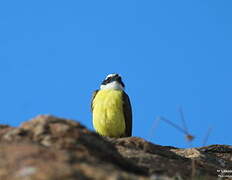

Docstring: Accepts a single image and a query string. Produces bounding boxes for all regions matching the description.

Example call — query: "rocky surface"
[0,115,230,180]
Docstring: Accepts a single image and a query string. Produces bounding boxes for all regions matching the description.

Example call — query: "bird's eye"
[106,78,111,83]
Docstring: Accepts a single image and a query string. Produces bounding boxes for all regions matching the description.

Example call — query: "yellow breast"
[92,90,125,137]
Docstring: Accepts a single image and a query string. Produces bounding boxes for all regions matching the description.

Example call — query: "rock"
[0,115,230,180]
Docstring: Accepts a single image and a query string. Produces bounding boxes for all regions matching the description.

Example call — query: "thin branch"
[159,116,188,135]
[202,127,212,146]
[149,117,161,137]
[178,106,189,133]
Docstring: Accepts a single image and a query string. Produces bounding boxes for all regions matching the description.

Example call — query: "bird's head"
[100,73,125,90]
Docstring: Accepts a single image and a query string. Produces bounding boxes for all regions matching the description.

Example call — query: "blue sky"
[0,1,231,148]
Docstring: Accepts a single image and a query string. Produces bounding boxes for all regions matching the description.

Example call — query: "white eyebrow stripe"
[105,73,119,79]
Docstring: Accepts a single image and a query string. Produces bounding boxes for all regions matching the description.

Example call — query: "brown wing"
[91,90,99,111]
[123,91,132,137]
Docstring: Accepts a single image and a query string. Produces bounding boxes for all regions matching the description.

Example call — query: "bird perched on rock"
[91,74,132,137]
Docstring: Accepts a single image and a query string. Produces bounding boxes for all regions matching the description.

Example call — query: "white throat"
[100,81,124,90]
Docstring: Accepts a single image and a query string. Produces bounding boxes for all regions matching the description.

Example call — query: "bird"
[91,73,132,137]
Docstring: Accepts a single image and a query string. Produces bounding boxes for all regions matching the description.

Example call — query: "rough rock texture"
[0,115,231,180]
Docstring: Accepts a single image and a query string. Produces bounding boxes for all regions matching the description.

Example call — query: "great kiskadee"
[91,74,132,137]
